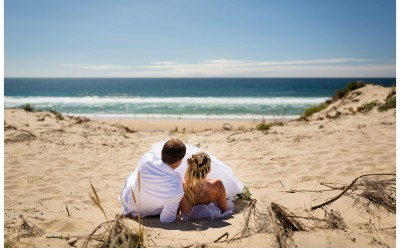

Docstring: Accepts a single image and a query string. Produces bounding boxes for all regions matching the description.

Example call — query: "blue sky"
[4,0,396,77]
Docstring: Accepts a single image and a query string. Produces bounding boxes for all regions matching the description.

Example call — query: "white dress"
[150,141,245,220]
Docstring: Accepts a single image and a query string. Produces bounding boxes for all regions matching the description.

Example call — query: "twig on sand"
[183,243,206,248]
[240,199,257,238]
[183,243,195,248]
[283,188,337,193]
[311,173,396,210]
[66,204,70,217]
[214,232,229,243]
[227,130,252,142]
[46,235,69,240]
[319,182,347,190]
[225,199,257,243]
[268,202,305,248]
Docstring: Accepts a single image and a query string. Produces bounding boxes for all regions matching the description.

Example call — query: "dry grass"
[228,198,350,247]
[84,177,144,248]
[353,177,396,214]
[112,123,137,133]
[83,215,144,248]
[230,201,307,247]
[4,215,45,247]
[4,130,36,143]
[18,215,45,238]
[311,173,395,211]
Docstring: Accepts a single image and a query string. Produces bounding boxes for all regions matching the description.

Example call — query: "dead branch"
[268,202,304,247]
[311,173,395,210]
[283,188,337,193]
[240,199,257,238]
[319,182,347,190]
[214,232,229,243]
[66,204,70,217]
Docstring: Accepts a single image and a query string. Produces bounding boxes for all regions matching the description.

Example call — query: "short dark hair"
[161,139,186,165]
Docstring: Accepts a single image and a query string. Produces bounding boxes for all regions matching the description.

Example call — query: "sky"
[4,0,397,77]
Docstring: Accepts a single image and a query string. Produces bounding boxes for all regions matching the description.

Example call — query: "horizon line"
[4,76,396,79]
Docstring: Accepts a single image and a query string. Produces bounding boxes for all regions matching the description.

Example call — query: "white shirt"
[119,152,184,223]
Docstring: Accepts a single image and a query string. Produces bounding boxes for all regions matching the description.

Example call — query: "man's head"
[161,139,186,168]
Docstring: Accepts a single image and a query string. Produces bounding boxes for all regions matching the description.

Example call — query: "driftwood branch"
[311,173,395,210]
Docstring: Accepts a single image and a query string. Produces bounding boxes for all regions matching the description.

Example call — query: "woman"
[179,152,229,220]
[150,140,244,220]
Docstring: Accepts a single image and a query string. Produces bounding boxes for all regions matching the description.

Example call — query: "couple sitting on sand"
[119,139,245,223]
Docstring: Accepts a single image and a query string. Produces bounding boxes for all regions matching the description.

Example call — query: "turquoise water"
[4,78,395,120]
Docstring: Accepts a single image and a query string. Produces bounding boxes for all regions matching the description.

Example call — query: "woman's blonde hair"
[184,152,211,205]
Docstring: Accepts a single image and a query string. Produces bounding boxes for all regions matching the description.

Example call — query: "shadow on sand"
[127,198,252,231]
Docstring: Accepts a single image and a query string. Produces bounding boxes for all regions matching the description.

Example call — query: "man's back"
[120,152,184,223]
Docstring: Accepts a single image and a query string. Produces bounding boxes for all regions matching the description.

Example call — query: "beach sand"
[4,84,396,248]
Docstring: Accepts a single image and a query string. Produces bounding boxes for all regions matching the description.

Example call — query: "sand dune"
[4,84,396,247]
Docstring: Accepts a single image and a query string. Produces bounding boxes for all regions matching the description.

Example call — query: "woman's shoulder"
[207,178,224,186]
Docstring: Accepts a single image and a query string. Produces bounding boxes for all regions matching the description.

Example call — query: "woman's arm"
[179,194,192,214]
[211,179,228,213]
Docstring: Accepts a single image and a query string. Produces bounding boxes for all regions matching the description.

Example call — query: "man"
[119,139,186,223]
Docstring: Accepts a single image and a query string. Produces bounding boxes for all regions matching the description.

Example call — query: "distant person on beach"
[119,139,186,223]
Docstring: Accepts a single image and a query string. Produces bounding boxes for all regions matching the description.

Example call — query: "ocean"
[4,78,396,120]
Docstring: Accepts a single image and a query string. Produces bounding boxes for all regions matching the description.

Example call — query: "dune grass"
[379,87,396,112]
[21,104,34,112]
[333,80,367,101]
[300,80,392,119]
[85,178,144,248]
[302,102,328,118]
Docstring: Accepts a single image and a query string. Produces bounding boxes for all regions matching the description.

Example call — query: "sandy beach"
[93,117,259,133]
[4,84,396,248]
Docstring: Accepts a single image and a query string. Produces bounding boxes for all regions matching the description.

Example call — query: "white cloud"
[257,58,373,66]
[60,58,395,77]
[152,61,179,65]
[61,64,129,70]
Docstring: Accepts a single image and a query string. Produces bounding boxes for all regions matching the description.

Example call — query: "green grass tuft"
[378,88,396,112]
[303,102,328,117]
[256,119,284,132]
[49,110,64,120]
[358,101,379,113]
[378,96,396,112]
[21,104,34,112]
[256,121,272,131]
[333,80,367,101]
